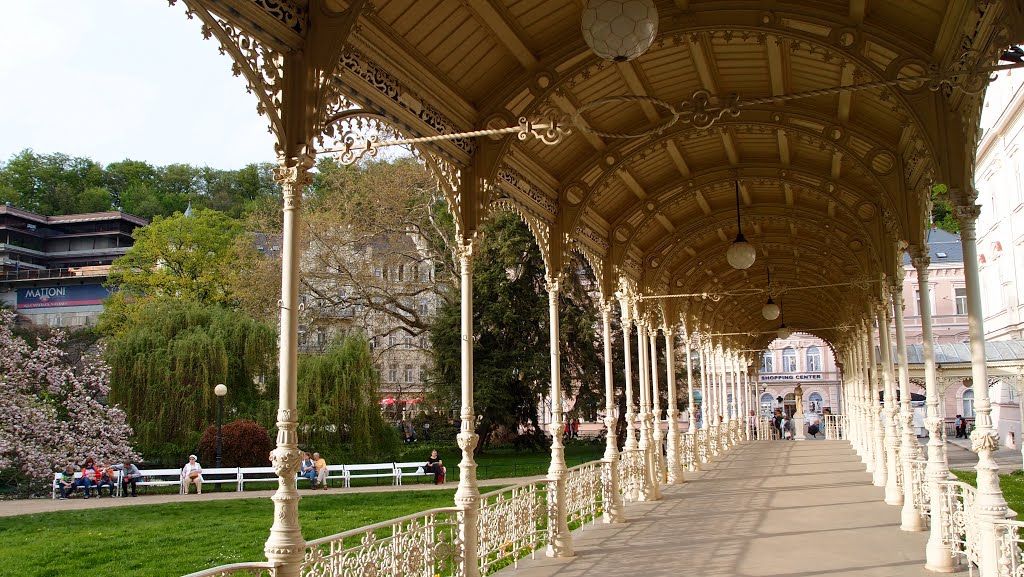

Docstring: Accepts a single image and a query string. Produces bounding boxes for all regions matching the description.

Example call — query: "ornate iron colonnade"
[165,1,1024,576]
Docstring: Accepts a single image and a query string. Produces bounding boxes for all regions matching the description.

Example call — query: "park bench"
[237,466,276,491]
[51,470,122,499]
[343,463,399,487]
[393,461,442,485]
[195,467,243,491]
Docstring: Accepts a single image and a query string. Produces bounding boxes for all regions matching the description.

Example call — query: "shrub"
[198,419,274,467]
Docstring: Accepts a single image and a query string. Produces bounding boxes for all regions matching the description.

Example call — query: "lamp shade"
[214,383,227,397]
[777,325,792,340]
[581,0,658,62]
[762,299,780,321]
[726,234,757,269]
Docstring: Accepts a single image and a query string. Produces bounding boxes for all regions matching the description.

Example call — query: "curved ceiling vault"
[308,0,1018,350]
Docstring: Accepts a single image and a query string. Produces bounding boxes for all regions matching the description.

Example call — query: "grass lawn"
[3,444,606,577]
[951,469,1024,514]
[1,489,466,577]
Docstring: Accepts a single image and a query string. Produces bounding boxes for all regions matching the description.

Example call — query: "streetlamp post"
[215,384,227,475]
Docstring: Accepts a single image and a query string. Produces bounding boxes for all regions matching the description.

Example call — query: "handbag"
[188,470,200,479]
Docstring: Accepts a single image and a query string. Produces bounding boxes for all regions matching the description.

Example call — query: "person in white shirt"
[181,455,203,495]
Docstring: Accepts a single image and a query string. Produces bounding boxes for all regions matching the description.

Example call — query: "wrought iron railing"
[564,460,603,530]
[181,563,278,577]
[996,519,1024,576]
[910,459,930,520]
[936,480,980,571]
[681,431,695,470]
[823,414,846,440]
[756,417,772,440]
[301,507,461,577]
[477,480,547,574]
[618,447,645,502]
[696,429,709,462]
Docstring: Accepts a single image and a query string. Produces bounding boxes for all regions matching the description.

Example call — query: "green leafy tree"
[105,208,255,310]
[105,299,277,462]
[430,213,602,449]
[931,185,959,233]
[297,334,400,461]
[0,150,105,214]
[75,186,113,213]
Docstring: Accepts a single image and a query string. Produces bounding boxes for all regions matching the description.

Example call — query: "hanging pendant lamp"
[776,298,791,339]
[725,180,756,269]
[581,0,659,63]
[762,267,780,320]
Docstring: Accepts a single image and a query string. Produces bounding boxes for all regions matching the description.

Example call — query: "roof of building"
[902,340,1024,364]
[0,205,149,226]
[902,227,963,266]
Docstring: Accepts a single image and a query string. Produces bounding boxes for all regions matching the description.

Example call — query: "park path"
[0,474,542,518]
[510,440,966,577]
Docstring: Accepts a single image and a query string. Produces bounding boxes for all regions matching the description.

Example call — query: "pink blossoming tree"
[0,310,138,490]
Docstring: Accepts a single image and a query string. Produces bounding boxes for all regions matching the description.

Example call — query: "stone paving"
[513,440,966,577]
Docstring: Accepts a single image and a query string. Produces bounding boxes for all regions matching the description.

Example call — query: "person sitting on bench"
[425,450,445,484]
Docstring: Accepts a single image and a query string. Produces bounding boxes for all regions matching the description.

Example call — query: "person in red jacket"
[74,457,101,499]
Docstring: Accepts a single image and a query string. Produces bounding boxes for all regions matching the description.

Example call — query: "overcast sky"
[0,1,277,169]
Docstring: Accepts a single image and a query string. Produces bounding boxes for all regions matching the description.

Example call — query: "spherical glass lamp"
[726,233,757,270]
[581,0,658,62]
[777,325,792,340]
[762,298,780,321]
[215,383,227,397]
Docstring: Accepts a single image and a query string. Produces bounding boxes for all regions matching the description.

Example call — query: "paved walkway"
[0,475,540,518]
[514,440,965,577]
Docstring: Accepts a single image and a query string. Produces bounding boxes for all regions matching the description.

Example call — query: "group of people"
[954,414,970,438]
[763,409,823,440]
[298,452,331,489]
[57,457,144,499]
[563,418,581,439]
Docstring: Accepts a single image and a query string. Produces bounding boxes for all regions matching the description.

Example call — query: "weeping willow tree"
[297,334,399,462]
[105,299,277,461]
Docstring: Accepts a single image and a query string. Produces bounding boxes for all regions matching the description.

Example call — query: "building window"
[782,347,797,372]
[405,364,414,383]
[369,337,377,350]
[806,346,821,372]
[404,336,413,348]
[760,392,775,416]
[955,287,967,315]
[761,352,773,373]
[962,389,975,418]
[809,392,824,413]
[388,335,398,347]
[388,364,398,383]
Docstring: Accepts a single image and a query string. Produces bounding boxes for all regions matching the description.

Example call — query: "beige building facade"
[757,333,841,419]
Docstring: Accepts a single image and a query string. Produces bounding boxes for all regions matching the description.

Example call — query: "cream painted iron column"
[913,250,955,573]
[264,159,313,577]
[618,295,638,454]
[454,240,481,576]
[867,315,886,486]
[860,327,877,474]
[664,326,683,484]
[636,316,654,501]
[956,204,1008,577]
[895,277,925,531]
[684,330,700,471]
[878,300,903,505]
[648,325,665,497]
[545,274,574,558]
[600,301,625,522]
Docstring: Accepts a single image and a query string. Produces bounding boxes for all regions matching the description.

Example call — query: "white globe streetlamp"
[581,0,659,63]
[725,181,756,270]
[762,298,780,321]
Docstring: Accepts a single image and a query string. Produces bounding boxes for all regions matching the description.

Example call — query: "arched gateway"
[160,1,1024,576]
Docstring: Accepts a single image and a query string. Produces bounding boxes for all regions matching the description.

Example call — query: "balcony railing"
[0,265,111,282]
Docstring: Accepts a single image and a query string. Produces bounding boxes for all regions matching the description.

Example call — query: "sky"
[0,1,277,169]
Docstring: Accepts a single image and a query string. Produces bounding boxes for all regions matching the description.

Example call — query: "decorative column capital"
[953,204,981,229]
[909,247,930,272]
[545,272,565,293]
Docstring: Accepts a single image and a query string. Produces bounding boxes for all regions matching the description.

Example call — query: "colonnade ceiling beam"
[462,0,538,71]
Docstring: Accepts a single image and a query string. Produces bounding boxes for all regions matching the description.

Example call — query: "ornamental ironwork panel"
[300,508,460,577]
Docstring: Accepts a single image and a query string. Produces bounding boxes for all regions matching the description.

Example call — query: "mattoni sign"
[17,284,111,309]
[759,373,824,382]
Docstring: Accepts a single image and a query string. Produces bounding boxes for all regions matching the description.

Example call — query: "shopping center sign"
[759,373,824,382]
